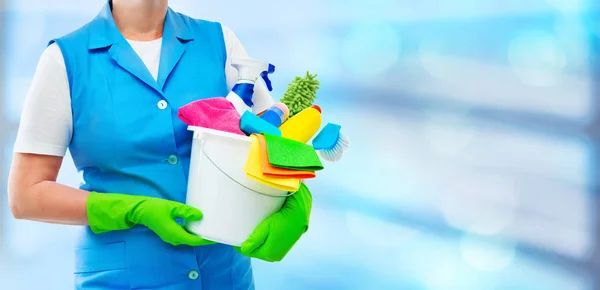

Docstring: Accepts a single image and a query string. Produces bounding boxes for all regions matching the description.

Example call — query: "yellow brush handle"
[279,107,322,143]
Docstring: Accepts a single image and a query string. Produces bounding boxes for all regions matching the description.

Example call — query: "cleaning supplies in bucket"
[226,57,275,115]
[181,62,349,249]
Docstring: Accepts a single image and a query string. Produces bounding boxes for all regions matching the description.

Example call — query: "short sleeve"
[13,43,73,157]
[222,25,275,114]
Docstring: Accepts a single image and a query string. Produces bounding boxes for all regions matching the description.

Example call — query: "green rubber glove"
[86,191,215,247]
[239,183,312,262]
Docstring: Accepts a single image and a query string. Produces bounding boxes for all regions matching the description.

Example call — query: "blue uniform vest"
[51,3,254,289]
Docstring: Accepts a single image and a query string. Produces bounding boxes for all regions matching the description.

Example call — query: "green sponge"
[280,71,320,118]
[263,133,324,171]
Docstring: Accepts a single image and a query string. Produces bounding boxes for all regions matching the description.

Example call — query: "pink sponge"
[178,97,245,136]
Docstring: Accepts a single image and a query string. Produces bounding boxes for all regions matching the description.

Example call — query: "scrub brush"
[311,123,349,162]
[280,71,320,118]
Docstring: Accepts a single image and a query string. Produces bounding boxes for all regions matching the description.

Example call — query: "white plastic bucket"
[184,126,289,247]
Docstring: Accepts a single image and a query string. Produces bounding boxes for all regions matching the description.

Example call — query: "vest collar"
[88,1,194,50]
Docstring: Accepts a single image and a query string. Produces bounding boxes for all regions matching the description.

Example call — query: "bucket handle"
[198,139,296,197]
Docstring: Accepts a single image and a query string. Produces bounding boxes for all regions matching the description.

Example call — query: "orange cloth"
[257,134,316,179]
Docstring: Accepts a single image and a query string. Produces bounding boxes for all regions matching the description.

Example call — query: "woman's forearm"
[8,153,90,225]
[20,181,90,225]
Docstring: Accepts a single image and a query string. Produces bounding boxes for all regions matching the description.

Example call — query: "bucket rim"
[188,126,251,143]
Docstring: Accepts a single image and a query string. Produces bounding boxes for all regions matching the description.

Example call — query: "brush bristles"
[318,132,349,162]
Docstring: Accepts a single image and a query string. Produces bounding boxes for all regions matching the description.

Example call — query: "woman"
[7,0,312,289]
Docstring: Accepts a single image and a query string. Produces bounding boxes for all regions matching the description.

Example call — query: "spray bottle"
[226,57,275,115]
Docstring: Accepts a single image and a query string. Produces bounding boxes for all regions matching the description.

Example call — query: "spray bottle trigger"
[261,64,276,91]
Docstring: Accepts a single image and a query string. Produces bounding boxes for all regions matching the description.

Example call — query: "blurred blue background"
[2,0,600,289]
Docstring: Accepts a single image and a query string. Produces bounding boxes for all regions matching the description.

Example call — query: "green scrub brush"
[312,123,349,162]
[280,71,320,118]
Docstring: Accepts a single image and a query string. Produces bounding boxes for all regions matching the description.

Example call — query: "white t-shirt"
[128,37,162,80]
[13,25,274,157]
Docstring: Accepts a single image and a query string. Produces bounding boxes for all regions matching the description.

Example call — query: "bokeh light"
[7,12,47,55]
[553,16,589,72]
[341,22,401,78]
[345,211,420,248]
[298,207,357,260]
[422,112,477,159]
[437,172,518,235]
[545,0,589,12]
[460,233,516,272]
[278,32,342,78]
[4,77,31,123]
[592,18,600,40]
[508,30,567,86]
[423,260,487,290]
[7,219,46,259]
[7,0,102,14]
[419,40,456,82]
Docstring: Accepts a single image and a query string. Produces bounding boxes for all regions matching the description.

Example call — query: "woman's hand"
[238,183,312,262]
[87,192,215,247]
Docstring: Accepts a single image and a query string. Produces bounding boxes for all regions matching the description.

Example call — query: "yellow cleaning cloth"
[244,134,301,192]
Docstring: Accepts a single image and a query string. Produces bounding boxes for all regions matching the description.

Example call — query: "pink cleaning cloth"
[178,97,245,135]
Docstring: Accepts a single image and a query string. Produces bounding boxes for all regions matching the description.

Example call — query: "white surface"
[184,126,287,246]
[13,24,275,157]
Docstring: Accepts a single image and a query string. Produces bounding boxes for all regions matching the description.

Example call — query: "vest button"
[188,270,199,280]
[157,100,168,110]
[167,155,179,165]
